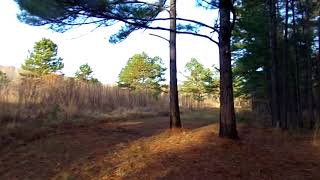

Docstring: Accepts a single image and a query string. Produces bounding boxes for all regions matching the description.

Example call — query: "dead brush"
[0,75,169,125]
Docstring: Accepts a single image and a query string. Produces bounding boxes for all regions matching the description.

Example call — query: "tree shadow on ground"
[0,112,216,180]
[100,125,320,180]
[2,111,319,180]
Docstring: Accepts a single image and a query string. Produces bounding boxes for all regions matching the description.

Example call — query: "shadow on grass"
[0,109,218,180]
[96,125,320,180]
[0,118,163,179]
[2,109,319,180]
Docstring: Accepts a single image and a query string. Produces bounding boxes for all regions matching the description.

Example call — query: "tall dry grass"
[0,75,253,147]
[0,75,169,125]
[0,74,251,126]
[179,95,251,109]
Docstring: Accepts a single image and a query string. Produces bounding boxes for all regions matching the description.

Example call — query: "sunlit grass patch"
[101,125,220,179]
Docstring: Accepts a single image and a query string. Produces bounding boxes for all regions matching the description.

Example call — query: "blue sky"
[0,0,219,84]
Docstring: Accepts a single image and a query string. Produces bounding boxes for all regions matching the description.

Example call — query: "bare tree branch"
[149,33,169,42]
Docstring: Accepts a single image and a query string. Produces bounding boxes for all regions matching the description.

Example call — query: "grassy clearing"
[1,108,320,180]
[0,76,251,149]
[1,112,319,180]
[0,74,254,143]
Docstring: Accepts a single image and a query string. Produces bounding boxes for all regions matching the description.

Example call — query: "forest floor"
[1,109,320,180]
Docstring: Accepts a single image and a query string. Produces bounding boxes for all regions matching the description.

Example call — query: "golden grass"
[97,124,320,180]
[103,126,219,180]
[0,74,251,127]
[2,108,320,180]
[0,75,169,124]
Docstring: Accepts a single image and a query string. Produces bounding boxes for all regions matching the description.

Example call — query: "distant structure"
[0,65,21,81]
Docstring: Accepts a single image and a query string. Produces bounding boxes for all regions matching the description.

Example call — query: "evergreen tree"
[118,52,166,96]
[181,58,218,102]
[21,38,64,77]
[75,63,100,84]
[232,0,271,115]
[232,0,320,129]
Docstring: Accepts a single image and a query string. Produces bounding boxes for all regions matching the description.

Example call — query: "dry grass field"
[1,108,320,180]
[1,77,319,180]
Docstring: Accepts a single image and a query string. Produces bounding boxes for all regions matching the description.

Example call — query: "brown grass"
[80,124,320,180]
[0,75,169,125]
[0,75,227,147]
[1,109,320,180]
[101,127,218,179]
[2,118,320,180]
[0,74,251,127]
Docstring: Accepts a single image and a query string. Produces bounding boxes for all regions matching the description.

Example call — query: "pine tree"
[21,38,63,77]
[118,52,166,96]
[75,64,100,84]
[181,58,218,102]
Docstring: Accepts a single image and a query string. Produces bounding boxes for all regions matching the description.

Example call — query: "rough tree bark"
[169,0,181,128]
[268,0,280,127]
[218,0,238,139]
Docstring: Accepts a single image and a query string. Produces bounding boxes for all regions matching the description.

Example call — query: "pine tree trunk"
[268,0,280,127]
[290,0,301,128]
[169,0,181,128]
[291,0,303,128]
[305,0,315,129]
[281,0,289,129]
[218,0,238,139]
[317,13,320,122]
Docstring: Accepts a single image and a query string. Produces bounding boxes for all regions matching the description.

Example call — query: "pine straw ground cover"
[1,110,320,180]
